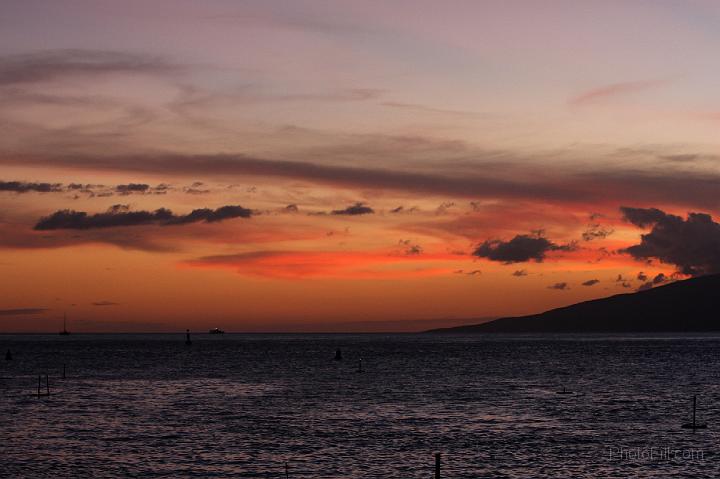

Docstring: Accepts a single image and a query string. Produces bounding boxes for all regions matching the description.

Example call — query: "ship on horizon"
[59,313,70,336]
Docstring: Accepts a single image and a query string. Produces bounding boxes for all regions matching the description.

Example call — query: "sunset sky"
[2,0,720,332]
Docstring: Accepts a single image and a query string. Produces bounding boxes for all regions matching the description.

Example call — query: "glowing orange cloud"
[182,250,461,279]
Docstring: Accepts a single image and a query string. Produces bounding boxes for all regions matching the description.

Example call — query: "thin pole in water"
[285,461,289,478]
[46,374,49,396]
[693,395,697,426]
[435,452,441,479]
[37,375,41,398]
[62,364,66,379]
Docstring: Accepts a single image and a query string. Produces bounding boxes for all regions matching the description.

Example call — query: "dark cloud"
[331,203,374,216]
[453,269,482,276]
[0,49,180,85]
[548,282,569,290]
[0,151,587,203]
[398,240,423,255]
[0,308,47,315]
[168,205,254,224]
[183,187,211,194]
[405,245,423,255]
[636,275,668,292]
[6,150,720,208]
[581,279,600,286]
[34,205,253,230]
[614,274,632,288]
[183,181,209,194]
[108,204,130,213]
[115,183,150,194]
[658,154,699,163]
[512,269,528,277]
[473,233,574,264]
[389,205,418,214]
[621,206,720,276]
[0,181,62,193]
[92,301,119,306]
[582,224,614,241]
[436,202,456,215]
[620,206,668,228]
[35,208,172,230]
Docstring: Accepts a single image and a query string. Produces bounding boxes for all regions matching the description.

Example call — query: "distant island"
[427,273,720,333]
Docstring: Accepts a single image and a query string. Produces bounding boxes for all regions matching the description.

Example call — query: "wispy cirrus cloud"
[4,149,720,209]
[0,49,181,86]
[184,250,459,279]
[0,308,47,315]
[569,79,667,106]
[92,301,120,306]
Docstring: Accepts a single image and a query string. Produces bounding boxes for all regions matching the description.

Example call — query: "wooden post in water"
[62,364,66,379]
[284,461,289,478]
[435,452,441,479]
[37,375,41,398]
[46,374,50,396]
[693,395,697,427]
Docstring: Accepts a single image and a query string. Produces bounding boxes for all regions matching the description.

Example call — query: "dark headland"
[427,273,720,333]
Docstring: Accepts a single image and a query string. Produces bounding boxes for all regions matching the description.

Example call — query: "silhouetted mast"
[59,313,70,335]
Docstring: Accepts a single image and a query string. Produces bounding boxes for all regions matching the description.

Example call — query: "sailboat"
[681,395,707,430]
[58,313,70,336]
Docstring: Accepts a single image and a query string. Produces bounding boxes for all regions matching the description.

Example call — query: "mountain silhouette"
[428,274,720,333]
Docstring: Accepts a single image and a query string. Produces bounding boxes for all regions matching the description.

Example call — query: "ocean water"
[1,333,719,478]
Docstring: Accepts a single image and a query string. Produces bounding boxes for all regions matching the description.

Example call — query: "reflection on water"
[1,333,719,478]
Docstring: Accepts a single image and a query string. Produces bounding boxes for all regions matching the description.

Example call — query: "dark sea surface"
[1,333,719,478]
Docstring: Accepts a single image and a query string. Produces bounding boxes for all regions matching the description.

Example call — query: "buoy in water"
[334,349,342,361]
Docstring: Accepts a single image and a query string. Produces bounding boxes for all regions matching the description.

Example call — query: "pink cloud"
[569,80,667,106]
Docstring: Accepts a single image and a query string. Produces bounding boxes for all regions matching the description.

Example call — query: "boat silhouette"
[209,327,225,334]
[681,395,707,430]
[58,313,70,336]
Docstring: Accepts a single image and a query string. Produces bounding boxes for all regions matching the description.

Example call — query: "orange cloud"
[182,250,460,279]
